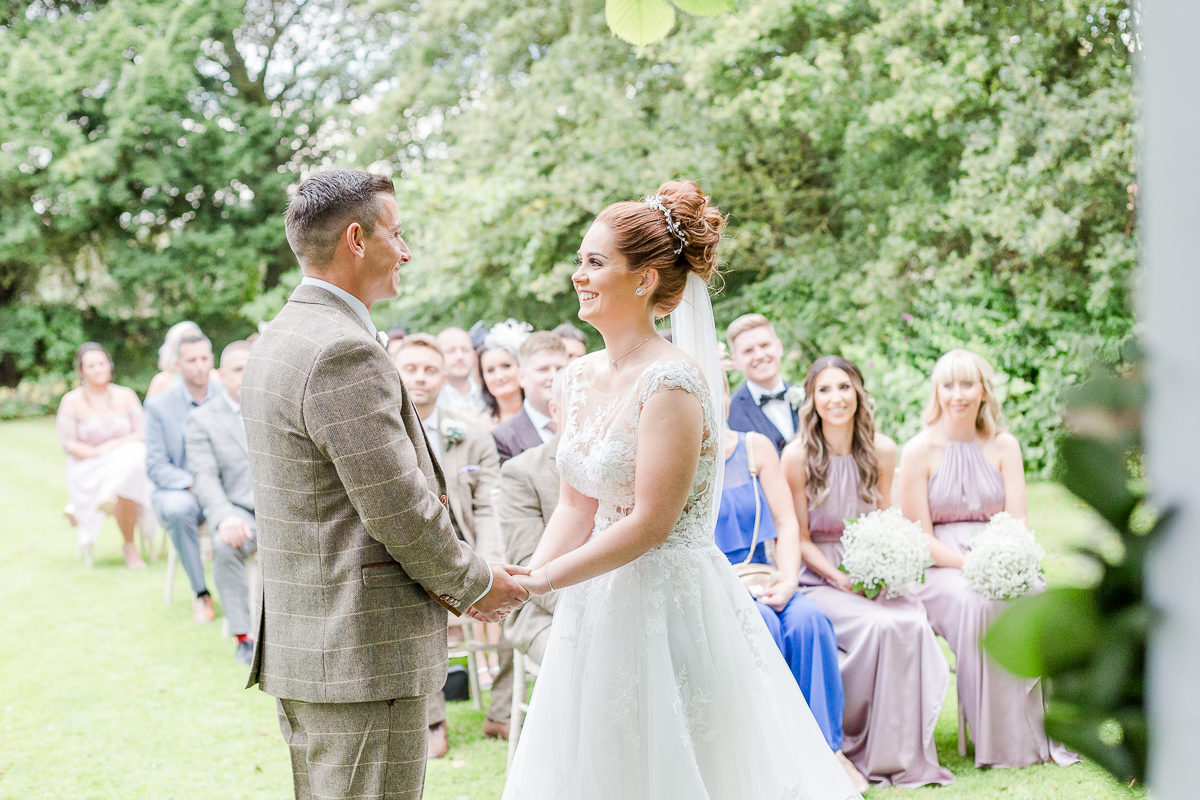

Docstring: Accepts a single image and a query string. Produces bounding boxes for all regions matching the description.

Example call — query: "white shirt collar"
[300,276,376,336]
[423,407,440,431]
[746,378,786,401]
[224,393,242,416]
[523,399,556,443]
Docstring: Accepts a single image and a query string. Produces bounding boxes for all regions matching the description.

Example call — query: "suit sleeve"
[304,337,491,607]
[185,411,237,527]
[144,401,193,490]
[497,460,558,616]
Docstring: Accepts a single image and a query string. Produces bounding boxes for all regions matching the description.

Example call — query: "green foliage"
[360,0,1138,474]
[984,359,1156,785]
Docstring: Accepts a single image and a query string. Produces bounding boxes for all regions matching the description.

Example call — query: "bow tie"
[758,390,787,407]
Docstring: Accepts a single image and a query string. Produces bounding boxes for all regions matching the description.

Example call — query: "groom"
[241,169,529,800]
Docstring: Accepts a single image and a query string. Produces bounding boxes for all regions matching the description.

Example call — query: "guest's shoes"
[427,721,449,759]
[835,750,870,794]
[482,718,509,740]
[193,594,216,624]
[235,639,255,666]
[123,542,147,569]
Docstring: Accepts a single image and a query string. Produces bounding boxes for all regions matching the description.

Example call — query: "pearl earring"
[635,288,644,296]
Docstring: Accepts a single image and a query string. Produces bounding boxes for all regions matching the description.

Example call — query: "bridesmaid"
[897,348,1078,769]
[782,356,954,788]
[716,382,868,793]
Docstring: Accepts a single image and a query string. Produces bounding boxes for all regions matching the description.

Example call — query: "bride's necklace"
[608,333,657,370]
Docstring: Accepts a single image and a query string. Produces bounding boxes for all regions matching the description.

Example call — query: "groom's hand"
[469,563,532,622]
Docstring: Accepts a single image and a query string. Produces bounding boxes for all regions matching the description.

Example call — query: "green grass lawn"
[0,417,1143,799]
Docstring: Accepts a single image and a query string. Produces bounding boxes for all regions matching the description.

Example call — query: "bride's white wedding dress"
[501,355,861,800]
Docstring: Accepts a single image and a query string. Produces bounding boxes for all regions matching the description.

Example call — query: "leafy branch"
[604,0,732,47]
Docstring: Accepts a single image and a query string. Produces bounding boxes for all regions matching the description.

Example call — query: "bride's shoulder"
[637,351,706,397]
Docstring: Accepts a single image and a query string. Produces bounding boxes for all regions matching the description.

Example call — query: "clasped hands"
[466,563,534,623]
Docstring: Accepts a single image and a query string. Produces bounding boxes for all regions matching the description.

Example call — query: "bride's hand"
[516,568,554,597]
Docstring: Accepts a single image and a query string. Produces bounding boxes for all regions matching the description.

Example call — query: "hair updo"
[595,180,726,316]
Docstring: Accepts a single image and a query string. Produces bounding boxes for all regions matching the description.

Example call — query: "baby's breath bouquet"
[961,512,1045,601]
[839,507,933,599]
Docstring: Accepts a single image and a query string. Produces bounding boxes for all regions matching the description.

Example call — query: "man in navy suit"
[726,314,801,453]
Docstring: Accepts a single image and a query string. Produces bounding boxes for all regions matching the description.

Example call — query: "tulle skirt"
[64,442,156,547]
[501,541,862,800]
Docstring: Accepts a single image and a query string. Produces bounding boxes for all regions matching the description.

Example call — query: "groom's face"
[360,194,411,304]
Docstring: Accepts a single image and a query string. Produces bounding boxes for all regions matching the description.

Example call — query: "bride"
[502,181,862,800]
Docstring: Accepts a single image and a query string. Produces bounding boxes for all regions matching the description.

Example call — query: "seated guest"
[552,322,587,362]
[782,356,953,788]
[898,349,1078,769]
[478,320,531,427]
[436,326,488,415]
[145,332,223,623]
[392,335,509,754]
[185,340,258,666]
[492,332,568,464]
[498,376,565,665]
[726,314,801,452]
[146,321,220,399]
[57,343,156,568]
[715,378,866,792]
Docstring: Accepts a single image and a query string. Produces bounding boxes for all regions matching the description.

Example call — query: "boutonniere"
[785,385,805,410]
[440,418,467,451]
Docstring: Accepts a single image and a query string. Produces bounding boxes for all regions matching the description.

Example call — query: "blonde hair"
[158,321,203,372]
[726,313,776,352]
[922,349,1006,437]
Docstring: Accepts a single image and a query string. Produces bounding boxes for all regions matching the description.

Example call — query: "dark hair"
[798,356,879,507]
[552,322,586,343]
[476,343,523,420]
[75,342,113,375]
[284,169,396,268]
[595,180,726,316]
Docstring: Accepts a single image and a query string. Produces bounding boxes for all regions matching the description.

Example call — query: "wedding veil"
[670,272,726,517]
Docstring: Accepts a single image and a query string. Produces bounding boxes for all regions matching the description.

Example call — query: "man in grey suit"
[241,170,529,800]
[393,334,511,754]
[499,377,564,666]
[185,339,258,666]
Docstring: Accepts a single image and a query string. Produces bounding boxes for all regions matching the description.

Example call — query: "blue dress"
[715,433,846,751]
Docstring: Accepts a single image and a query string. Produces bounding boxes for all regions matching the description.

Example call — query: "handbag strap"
[742,433,763,566]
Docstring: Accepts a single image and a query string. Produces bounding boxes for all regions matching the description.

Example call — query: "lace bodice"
[557,355,720,551]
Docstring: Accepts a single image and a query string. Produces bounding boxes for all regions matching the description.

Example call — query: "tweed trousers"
[277,696,428,800]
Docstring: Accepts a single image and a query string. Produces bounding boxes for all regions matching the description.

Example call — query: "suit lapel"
[213,397,249,456]
[514,409,541,453]
[730,383,786,452]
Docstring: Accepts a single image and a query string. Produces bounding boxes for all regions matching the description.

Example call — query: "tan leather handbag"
[733,433,780,597]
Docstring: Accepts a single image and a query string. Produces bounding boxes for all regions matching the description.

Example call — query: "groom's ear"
[344,221,366,258]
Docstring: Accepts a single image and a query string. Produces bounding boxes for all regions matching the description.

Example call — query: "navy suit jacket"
[727,381,799,453]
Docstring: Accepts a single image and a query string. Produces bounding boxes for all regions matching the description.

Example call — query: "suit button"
[440,495,449,505]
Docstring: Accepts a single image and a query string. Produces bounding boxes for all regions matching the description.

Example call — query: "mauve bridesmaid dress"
[910,438,1078,769]
[800,454,955,787]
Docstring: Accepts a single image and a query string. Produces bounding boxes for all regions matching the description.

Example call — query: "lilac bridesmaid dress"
[800,455,955,787]
[911,438,1078,769]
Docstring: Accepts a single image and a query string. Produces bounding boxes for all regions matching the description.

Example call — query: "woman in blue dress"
[716,388,869,792]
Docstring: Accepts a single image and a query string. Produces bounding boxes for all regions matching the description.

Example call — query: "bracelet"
[542,565,556,593]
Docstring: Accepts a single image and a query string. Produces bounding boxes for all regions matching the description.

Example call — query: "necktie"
[545,420,558,435]
[758,390,787,407]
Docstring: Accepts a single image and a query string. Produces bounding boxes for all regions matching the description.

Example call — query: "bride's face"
[572,222,654,327]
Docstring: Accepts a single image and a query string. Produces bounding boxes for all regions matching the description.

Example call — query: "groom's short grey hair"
[285,169,395,269]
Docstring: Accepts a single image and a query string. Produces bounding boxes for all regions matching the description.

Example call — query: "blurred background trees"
[0,0,1139,476]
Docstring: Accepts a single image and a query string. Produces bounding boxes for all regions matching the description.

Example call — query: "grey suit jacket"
[241,284,492,703]
[435,407,503,561]
[491,408,542,465]
[185,397,254,528]
[144,380,222,490]
[499,437,560,662]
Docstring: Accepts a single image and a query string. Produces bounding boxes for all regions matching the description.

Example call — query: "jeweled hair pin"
[642,194,690,255]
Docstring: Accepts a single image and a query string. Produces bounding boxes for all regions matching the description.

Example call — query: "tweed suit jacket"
[498,437,560,661]
[434,406,504,561]
[240,284,492,703]
[491,408,542,464]
[185,397,254,528]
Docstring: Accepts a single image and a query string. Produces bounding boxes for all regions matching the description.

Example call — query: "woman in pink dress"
[57,343,156,568]
[897,348,1077,769]
[782,355,954,788]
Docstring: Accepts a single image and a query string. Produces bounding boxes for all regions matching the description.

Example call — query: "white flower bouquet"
[961,512,1045,601]
[839,507,933,599]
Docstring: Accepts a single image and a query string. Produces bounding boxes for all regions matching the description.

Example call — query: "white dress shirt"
[300,277,377,337]
[746,378,796,442]
[438,378,488,415]
[422,408,442,456]
[523,400,556,444]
